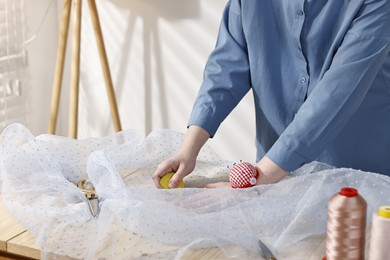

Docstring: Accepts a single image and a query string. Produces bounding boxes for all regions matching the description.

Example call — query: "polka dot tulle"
[1,124,390,259]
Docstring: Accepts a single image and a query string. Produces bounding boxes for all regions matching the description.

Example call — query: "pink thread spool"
[368,206,390,260]
[229,162,259,188]
[324,187,367,260]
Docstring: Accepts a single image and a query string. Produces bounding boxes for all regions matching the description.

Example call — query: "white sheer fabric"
[1,123,389,259]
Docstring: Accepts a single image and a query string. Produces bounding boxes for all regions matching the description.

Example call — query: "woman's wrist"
[181,125,210,158]
[255,156,288,185]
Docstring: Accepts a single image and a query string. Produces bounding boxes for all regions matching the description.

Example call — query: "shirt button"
[297,10,304,16]
[301,77,307,83]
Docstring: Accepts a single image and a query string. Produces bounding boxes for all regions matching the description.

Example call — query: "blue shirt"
[188,0,390,175]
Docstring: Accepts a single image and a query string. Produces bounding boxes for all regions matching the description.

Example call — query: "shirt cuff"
[187,106,219,138]
[266,140,309,172]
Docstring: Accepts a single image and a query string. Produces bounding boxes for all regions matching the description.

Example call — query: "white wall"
[25,0,60,135]
[25,0,256,163]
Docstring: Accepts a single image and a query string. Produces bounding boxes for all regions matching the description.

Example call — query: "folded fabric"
[1,123,389,259]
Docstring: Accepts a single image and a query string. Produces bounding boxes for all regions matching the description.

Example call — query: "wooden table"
[0,196,40,259]
[0,192,327,260]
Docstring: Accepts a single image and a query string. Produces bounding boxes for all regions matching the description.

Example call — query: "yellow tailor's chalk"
[160,172,184,189]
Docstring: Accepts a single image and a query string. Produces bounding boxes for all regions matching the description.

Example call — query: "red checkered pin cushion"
[229,162,259,188]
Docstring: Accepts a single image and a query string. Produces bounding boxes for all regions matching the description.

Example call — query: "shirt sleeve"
[187,0,251,137]
[267,0,390,171]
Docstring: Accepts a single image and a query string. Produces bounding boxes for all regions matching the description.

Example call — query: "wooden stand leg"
[48,0,72,135]
[68,0,82,139]
[49,0,122,137]
[88,0,122,132]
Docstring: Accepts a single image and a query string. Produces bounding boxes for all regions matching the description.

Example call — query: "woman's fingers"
[152,160,177,188]
[203,182,231,189]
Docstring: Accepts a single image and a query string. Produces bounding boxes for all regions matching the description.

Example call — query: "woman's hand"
[203,182,231,188]
[203,156,288,189]
[152,125,210,188]
[153,151,196,188]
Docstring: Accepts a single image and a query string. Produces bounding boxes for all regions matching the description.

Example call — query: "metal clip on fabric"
[77,179,99,217]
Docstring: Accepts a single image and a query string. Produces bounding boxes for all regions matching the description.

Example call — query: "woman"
[153,0,390,188]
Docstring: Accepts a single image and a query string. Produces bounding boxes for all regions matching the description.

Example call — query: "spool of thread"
[368,206,390,260]
[325,187,367,260]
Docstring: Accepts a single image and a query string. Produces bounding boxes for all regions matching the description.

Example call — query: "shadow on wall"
[108,0,201,135]
[112,0,200,19]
